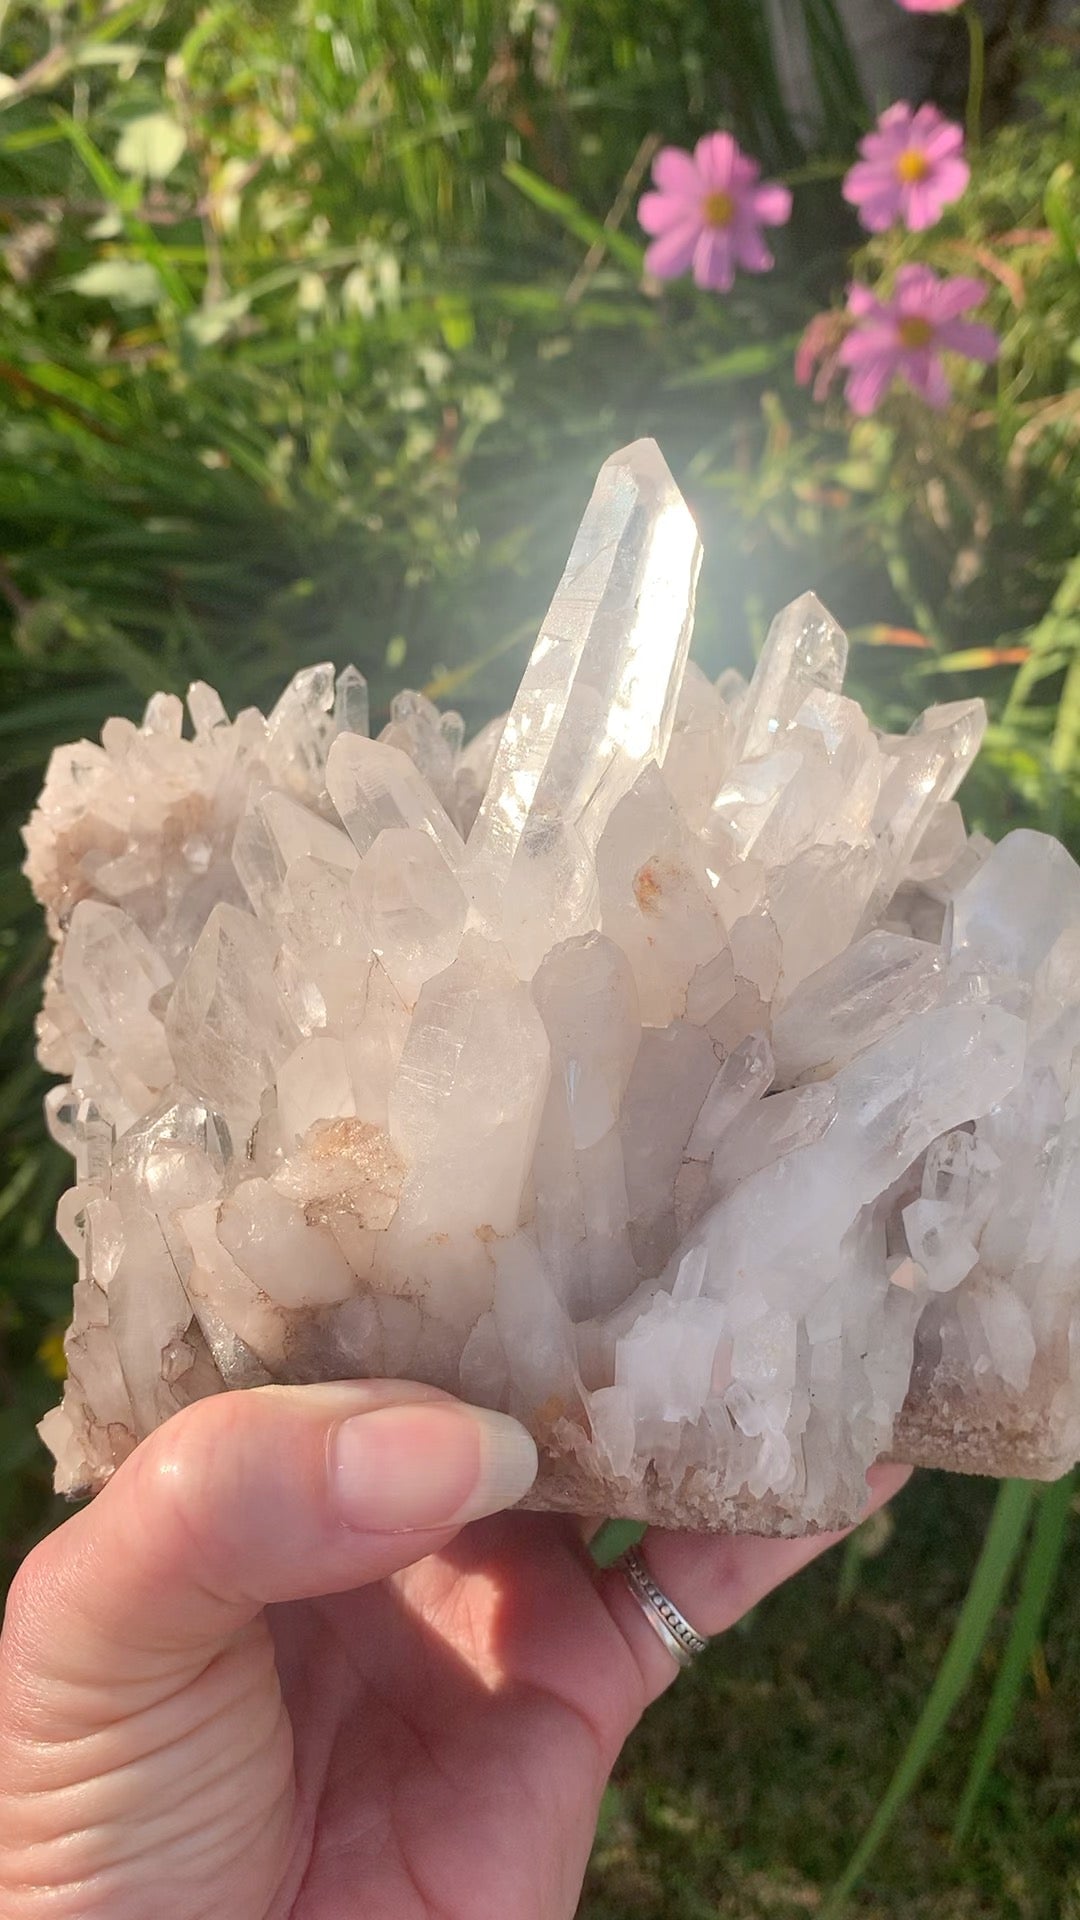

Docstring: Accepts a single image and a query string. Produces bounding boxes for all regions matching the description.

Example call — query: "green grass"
[823,1479,1038,1915]
[585,1474,1080,1920]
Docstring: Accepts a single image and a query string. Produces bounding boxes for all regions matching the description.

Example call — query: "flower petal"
[644,218,702,280]
[902,351,952,407]
[920,272,990,320]
[859,192,905,232]
[795,314,832,385]
[908,101,945,132]
[638,189,697,235]
[692,224,736,291]
[930,154,970,202]
[936,318,999,363]
[903,180,947,230]
[846,280,885,320]
[843,157,899,204]
[916,111,964,159]
[845,167,904,230]
[863,128,908,166]
[733,222,775,274]
[729,147,761,191]
[859,103,915,164]
[694,131,739,193]
[909,164,968,227]
[839,321,901,366]
[845,350,900,415]
[652,146,703,197]
[892,262,945,310]
[752,181,792,226]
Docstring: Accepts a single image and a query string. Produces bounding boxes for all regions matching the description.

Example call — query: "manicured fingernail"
[330,1401,538,1533]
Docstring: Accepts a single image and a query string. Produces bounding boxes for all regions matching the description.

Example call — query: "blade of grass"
[0,1152,42,1229]
[589,1519,646,1568]
[952,1471,1075,1845]
[1005,553,1080,719]
[913,645,1032,674]
[1050,649,1080,776]
[663,341,798,389]
[422,617,537,703]
[1043,162,1079,269]
[502,163,644,274]
[850,623,933,650]
[822,1478,1036,1917]
[801,0,867,146]
[715,0,801,163]
[0,683,131,741]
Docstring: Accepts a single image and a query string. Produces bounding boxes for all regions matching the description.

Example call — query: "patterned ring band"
[617,1544,709,1669]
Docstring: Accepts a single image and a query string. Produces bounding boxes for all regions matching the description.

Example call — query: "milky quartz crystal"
[24,442,1080,1534]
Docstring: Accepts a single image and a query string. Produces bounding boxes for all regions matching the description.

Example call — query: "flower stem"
[964,3,985,150]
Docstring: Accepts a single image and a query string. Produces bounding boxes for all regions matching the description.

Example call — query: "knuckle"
[124,1393,249,1594]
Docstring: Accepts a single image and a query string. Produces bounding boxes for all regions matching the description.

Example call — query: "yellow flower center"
[702,190,735,228]
[898,315,934,349]
[895,149,930,185]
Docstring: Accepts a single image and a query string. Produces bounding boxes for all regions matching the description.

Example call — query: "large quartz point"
[24,441,1080,1535]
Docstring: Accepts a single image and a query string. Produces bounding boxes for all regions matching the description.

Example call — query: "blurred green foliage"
[1,3,1079,1913]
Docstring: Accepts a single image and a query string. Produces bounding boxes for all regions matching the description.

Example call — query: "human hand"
[0,1380,908,1920]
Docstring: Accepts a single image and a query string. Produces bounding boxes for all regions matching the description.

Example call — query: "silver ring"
[617,1544,709,1669]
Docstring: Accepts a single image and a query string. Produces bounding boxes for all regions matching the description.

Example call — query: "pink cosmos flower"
[843,101,968,232]
[838,265,998,414]
[894,0,963,11]
[638,133,793,292]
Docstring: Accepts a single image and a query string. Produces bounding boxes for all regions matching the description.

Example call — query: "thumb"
[2,1381,537,1714]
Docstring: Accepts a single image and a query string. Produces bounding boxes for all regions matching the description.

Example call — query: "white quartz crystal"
[24,441,1080,1532]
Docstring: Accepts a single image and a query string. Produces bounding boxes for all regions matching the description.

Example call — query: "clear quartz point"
[465,438,702,944]
[735,591,848,762]
[333,664,370,738]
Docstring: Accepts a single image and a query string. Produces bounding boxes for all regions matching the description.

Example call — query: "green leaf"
[822,1479,1036,1917]
[1051,650,1080,776]
[436,296,475,352]
[589,1520,646,1568]
[68,259,164,307]
[115,112,187,181]
[953,1472,1075,1844]
[74,42,154,72]
[0,1153,41,1229]
[663,341,796,389]
[502,162,644,273]
[912,644,1034,677]
[800,0,867,146]
[1044,162,1079,266]
[51,110,139,208]
[0,685,130,741]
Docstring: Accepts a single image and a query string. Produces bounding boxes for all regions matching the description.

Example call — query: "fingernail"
[329,1401,538,1533]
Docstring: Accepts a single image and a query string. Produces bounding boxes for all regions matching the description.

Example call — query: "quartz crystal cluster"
[25,441,1080,1534]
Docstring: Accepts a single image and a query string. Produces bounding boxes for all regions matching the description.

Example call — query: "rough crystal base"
[24,441,1080,1533]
